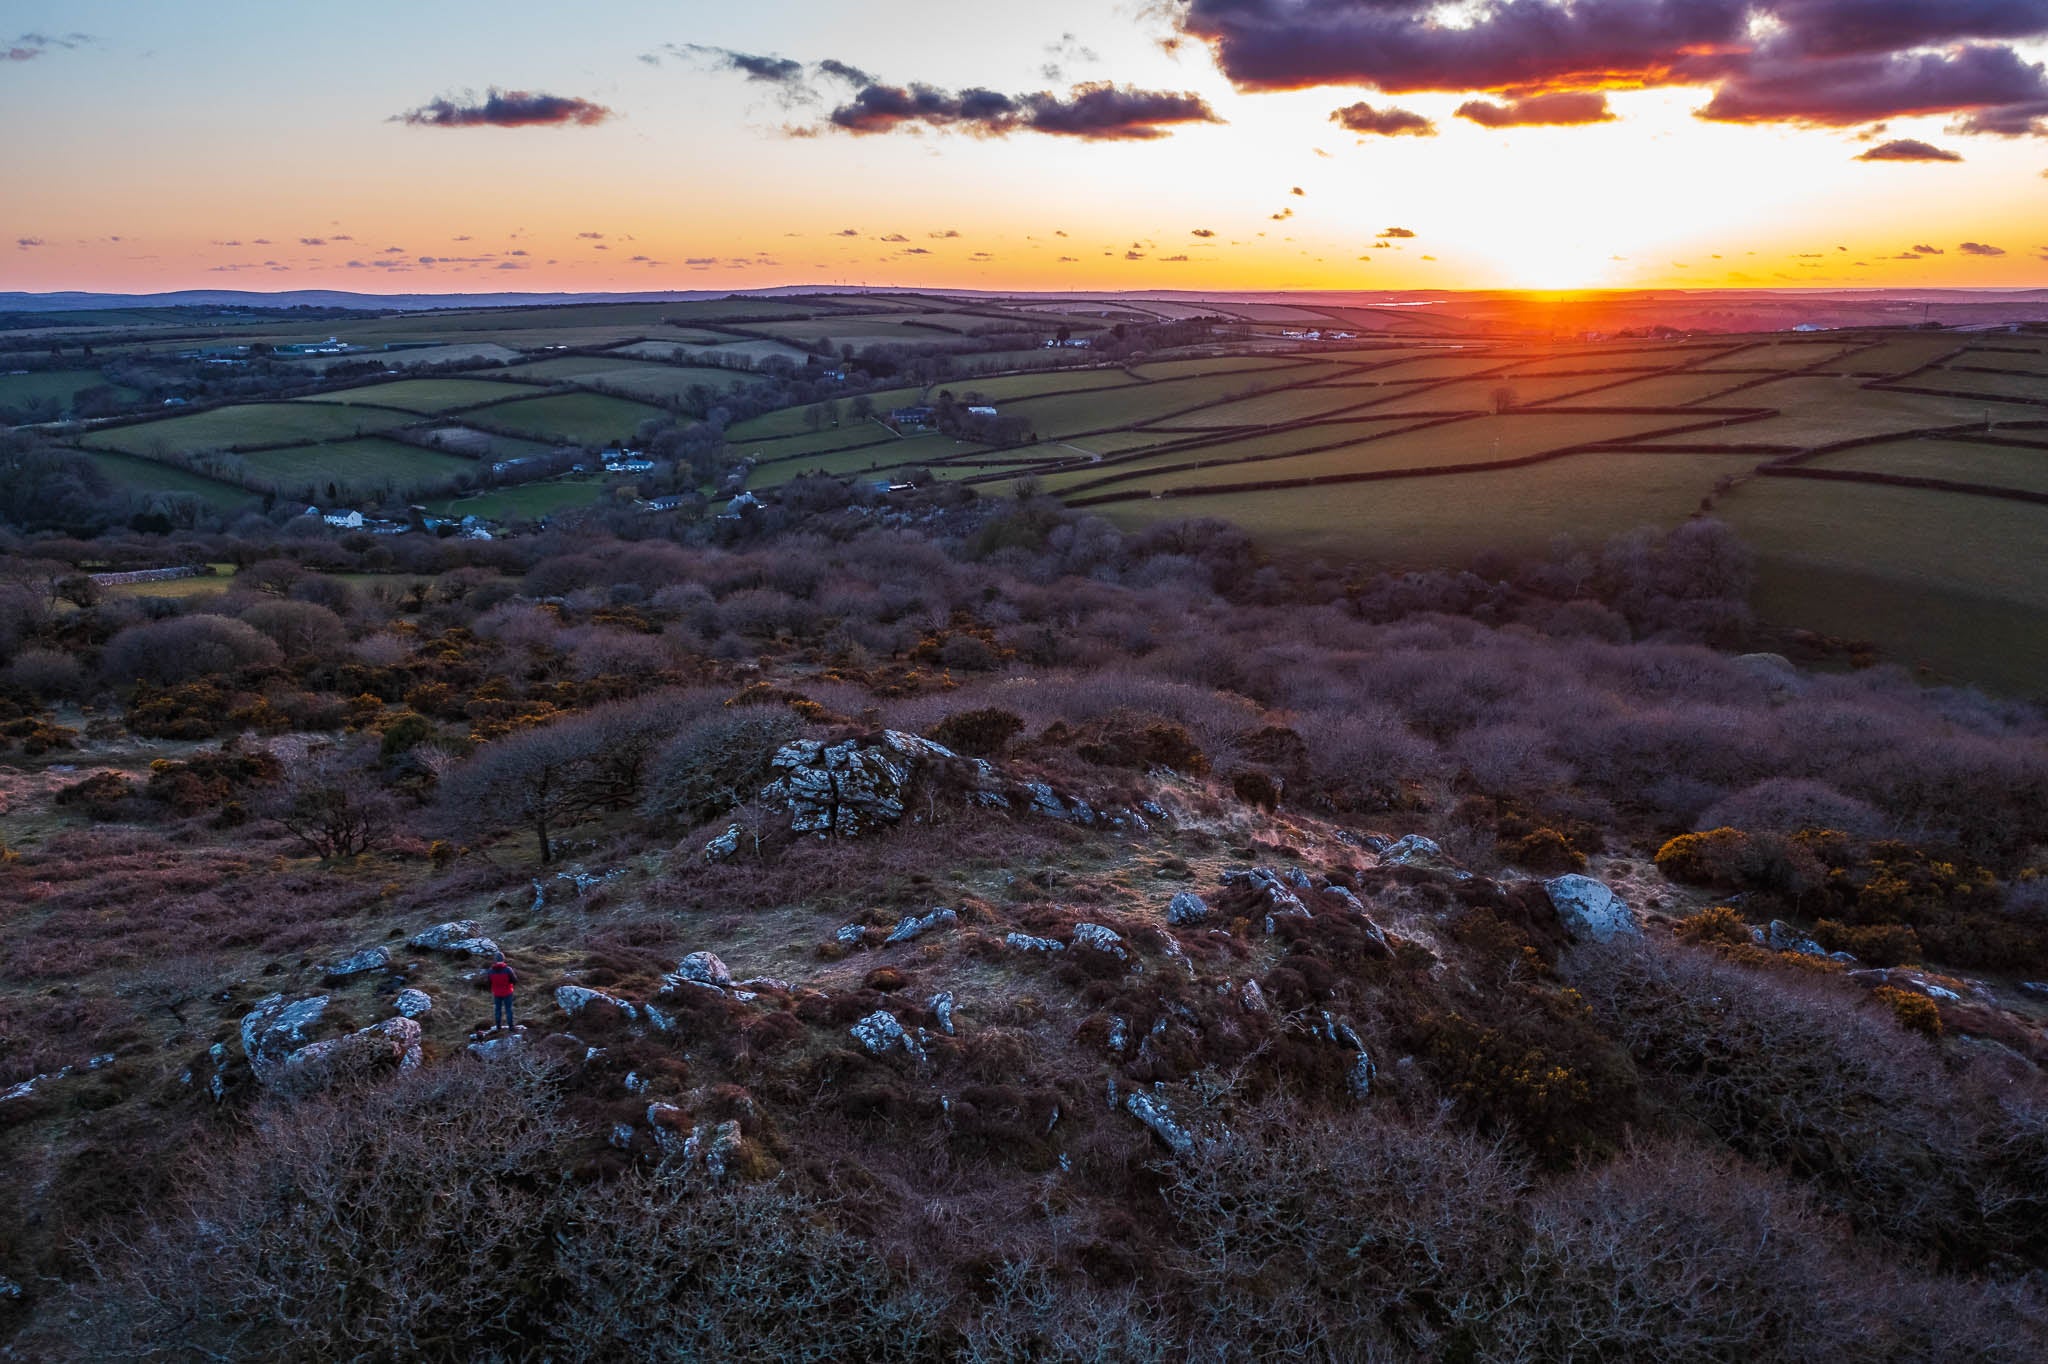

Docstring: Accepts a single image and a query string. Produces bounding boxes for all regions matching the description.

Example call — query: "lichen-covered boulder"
[760,730,958,838]
[1767,920,1825,956]
[393,988,433,1018]
[240,993,329,1086]
[466,1029,528,1061]
[702,824,741,861]
[1167,891,1210,925]
[850,1009,926,1061]
[280,1016,421,1088]
[1542,875,1640,943]
[1126,1091,1194,1156]
[556,985,640,1021]
[663,951,733,993]
[1006,932,1065,953]
[1380,834,1446,868]
[929,991,956,1036]
[885,907,958,945]
[323,945,391,978]
[1071,922,1128,960]
[408,920,501,958]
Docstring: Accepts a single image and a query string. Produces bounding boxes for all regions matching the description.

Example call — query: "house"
[320,509,364,530]
[1042,337,1091,348]
[640,493,692,514]
[889,405,936,428]
[967,405,998,417]
[724,490,762,516]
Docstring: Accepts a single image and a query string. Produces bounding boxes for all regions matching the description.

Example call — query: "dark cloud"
[1290,185,1306,196]
[1163,253,1190,261]
[299,237,328,246]
[396,88,612,128]
[1457,91,1615,128]
[879,233,909,242]
[1856,138,1964,161]
[929,229,960,238]
[827,78,1219,139]
[4,31,90,62]
[1330,101,1436,137]
[16,237,44,249]
[1270,207,1293,220]
[1177,1,2048,136]
[1377,226,1416,239]
[1125,249,1145,260]
[685,257,717,266]
[903,247,931,255]
[578,231,605,239]
[816,58,872,86]
[836,228,860,237]
[676,44,804,83]
[1192,228,1216,237]
[1041,31,1100,82]
[1959,240,2007,254]
[1912,243,1945,253]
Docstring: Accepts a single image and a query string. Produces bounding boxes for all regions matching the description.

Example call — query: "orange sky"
[3,1,2046,294]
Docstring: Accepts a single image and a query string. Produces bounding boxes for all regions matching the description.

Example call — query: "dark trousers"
[494,995,515,1029]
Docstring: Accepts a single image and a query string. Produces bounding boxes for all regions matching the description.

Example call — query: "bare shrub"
[239,599,348,658]
[642,707,805,826]
[101,615,281,686]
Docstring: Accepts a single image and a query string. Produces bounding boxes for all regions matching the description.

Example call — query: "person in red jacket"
[487,957,518,1030]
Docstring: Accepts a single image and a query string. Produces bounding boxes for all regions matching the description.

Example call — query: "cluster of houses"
[301,506,492,538]
[1279,328,1358,341]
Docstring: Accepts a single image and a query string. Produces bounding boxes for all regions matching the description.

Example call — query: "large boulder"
[556,985,640,1021]
[240,993,330,1086]
[760,731,959,839]
[408,920,501,958]
[322,945,391,979]
[279,1017,422,1088]
[663,951,733,993]
[885,907,958,945]
[1542,875,1640,943]
[393,988,434,1018]
[850,1009,926,1061]
[1167,891,1210,925]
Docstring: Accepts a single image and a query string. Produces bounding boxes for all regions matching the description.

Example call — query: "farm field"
[1912,366,2048,402]
[1579,371,1761,407]
[236,439,476,495]
[744,427,900,461]
[1720,477,2048,692]
[1802,438,2048,495]
[431,477,611,522]
[473,392,668,446]
[0,370,131,409]
[1098,451,1758,560]
[81,402,410,455]
[70,449,255,511]
[294,377,532,413]
[939,369,1139,401]
[613,338,810,366]
[500,356,768,401]
[288,343,525,373]
[727,387,927,441]
[1642,377,2043,446]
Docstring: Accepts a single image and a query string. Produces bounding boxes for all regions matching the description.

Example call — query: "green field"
[1916,366,2048,402]
[82,402,412,455]
[235,439,477,495]
[727,386,927,441]
[935,369,1139,402]
[1806,438,2048,495]
[472,393,669,446]
[70,449,256,511]
[432,478,611,522]
[746,427,901,461]
[1721,477,2048,693]
[1098,451,1756,561]
[0,370,133,410]
[297,378,534,413]
[501,356,770,401]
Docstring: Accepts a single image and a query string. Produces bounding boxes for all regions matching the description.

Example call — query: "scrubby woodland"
[2,462,2048,1361]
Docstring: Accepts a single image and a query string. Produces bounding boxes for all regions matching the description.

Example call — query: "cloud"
[1856,138,1963,161]
[1330,101,1436,137]
[4,31,90,63]
[1270,206,1294,220]
[1457,91,1615,128]
[1042,31,1100,82]
[396,88,612,128]
[816,58,872,86]
[299,237,328,246]
[1191,228,1216,237]
[836,227,860,237]
[928,228,961,238]
[1959,240,2007,255]
[1912,243,1944,254]
[903,246,931,255]
[1377,226,1416,239]
[1162,253,1190,261]
[1125,249,1145,260]
[578,231,605,239]
[1290,185,1306,196]
[16,237,44,249]
[673,44,803,83]
[879,233,909,242]
[826,78,1220,140]
[1177,2,2048,136]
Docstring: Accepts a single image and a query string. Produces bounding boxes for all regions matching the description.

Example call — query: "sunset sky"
[5,0,2048,295]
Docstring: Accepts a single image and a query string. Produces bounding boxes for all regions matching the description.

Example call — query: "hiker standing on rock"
[487,956,519,1030]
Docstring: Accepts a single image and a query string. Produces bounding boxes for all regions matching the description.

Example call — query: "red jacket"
[488,962,518,997]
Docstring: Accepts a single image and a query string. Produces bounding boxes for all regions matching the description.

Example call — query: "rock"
[835,924,869,946]
[1850,968,1964,1003]
[1542,875,1640,943]
[885,907,958,945]
[408,921,501,958]
[279,1016,421,1088]
[647,1102,689,1158]
[697,1119,744,1181]
[1224,867,1311,932]
[2020,981,2048,998]
[240,993,330,1086]
[703,824,741,861]
[1284,867,1313,890]
[533,864,623,910]
[1071,922,1127,959]
[1239,979,1268,1014]
[1767,920,1825,956]
[664,951,733,992]
[1166,891,1210,925]
[1732,652,1804,696]
[323,945,391,978]
[0,1274,20,1299]
[466,1030,528,1061]
[393,988,433,1018]
[850,1009,925,1061]
[609,1122,635,1151]
[1125,1091,1195,1157]
[1324,885,1366,913]
[1350,1049,1377,1100]
[1380,834,1444,867]
[1107,1016,1129,1053]
[739,977,792,994]
[760,730,958,839]
[556,985,640,1021]
[1006,932,1065,953]
[929,991,956,1036]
